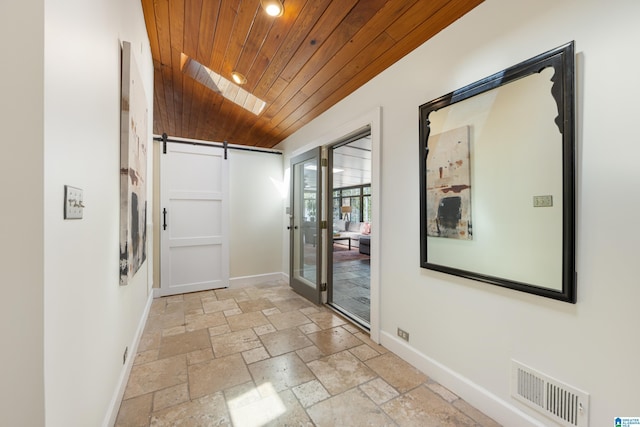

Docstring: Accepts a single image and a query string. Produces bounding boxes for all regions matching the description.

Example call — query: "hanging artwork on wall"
[426,126,472,240]
[120,40,148,286]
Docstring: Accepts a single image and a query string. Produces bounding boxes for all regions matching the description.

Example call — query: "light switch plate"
[64,185,84,219]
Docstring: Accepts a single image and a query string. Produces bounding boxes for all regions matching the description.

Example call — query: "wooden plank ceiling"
[141,0,483,148]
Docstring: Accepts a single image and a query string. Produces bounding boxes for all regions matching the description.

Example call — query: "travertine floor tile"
[208,324,231,337]
[253,323,277,336]
[237,297,275,313]
[272,296,315,312]
[224,308,243,316]
[307,350,377,395]
[242,346,270,364]
[382,385,476,426]
[307,326,363,355]
[202,298,238,314]
[354,331,388,353]
[134,349,159,365]
[292,380,330,408]
[299,306,320,316]
[427,380,458,402]
[215,288,250,301]
[149,299,166,316]
[116,393,152,426]
[210,328,261,357]
[249,353,315,393]
[259,327,313,356]
[158,329,211,359]
[366,352,428,393]
[306,311,347,330]
[453,399,503,427]
[296,345,325,363]
[183,299,204,316]
[359,377,399,405]
[307,387,395,427]
[186,348,214,366]
[267,310,311,330]
[164,295,184,304]
[226,311,270,331]
[138,330,161,352]
[262,307,281,316]
[124,355,187,399]
[184,311,226,332]
[188,354,251,399]
[119,282,500,427]
[150,392,230,427]
[153,383,189,412]
[349,343,380,361]
[298,322,322,335]
[227,388,312,427]
[162,325,186,337]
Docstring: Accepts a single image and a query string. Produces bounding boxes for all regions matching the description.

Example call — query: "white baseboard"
[379,330,546,427]
[228,272,287,288]
[103,292,154,427]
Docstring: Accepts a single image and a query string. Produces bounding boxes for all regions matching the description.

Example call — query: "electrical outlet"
[397,328,409,341]
[533,195,553,207]
[123,346,128,365]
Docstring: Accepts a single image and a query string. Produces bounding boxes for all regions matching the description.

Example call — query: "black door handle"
[163,208,167,230]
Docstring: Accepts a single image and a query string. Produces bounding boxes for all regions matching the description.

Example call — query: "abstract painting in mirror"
[419,42,576,303]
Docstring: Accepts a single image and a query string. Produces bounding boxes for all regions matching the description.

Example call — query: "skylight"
[180,54,266,115]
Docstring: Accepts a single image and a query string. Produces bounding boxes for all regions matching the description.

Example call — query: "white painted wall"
[228,149,285,282]
[278,0,640,425]
[43,0,153,425]
[0,1,45,425]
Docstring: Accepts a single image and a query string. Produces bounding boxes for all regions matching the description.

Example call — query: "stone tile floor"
[116,280,501,426]
[332,257,370,323]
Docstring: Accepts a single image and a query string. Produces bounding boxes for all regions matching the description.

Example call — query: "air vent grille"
[511,360,589,427]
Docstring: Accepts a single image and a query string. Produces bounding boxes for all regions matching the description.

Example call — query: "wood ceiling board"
[299,0,420,97]
[284,0,485,140]
[220,0,260,79]
[208,0,239,72]
[243,0,307,93]
[170,48,185,135]
[169,0,185,53]
[194,0,220,65]
[251,0,332,99]
[182,0,203,58]
[232,7,274,78]
[277,0,359,83]
[264,0,378,120]
[142,0,484,147]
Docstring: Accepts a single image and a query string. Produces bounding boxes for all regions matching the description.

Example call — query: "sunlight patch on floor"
[228,382,286,426]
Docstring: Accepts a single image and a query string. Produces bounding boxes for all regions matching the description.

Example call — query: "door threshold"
[326,302,370,332]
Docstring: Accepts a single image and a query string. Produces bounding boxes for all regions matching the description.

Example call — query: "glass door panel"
[290,148,321,303]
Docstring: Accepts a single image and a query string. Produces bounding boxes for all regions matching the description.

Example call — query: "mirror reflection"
[419,42,576,302]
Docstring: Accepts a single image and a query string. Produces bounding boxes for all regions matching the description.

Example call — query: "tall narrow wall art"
[120,40,148,286]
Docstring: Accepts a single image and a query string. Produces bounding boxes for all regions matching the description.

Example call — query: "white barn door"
[160,142,229,296]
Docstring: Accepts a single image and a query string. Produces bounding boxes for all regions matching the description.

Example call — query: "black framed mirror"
[419,41,576,303]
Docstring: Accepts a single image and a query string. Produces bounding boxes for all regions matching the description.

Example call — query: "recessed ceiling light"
[231,71,247,85]
[261,0,284,17]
